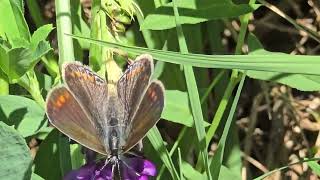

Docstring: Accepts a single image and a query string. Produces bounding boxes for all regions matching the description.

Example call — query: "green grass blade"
[135,4,179,179]
[158,127,188,178]
[25,0,46,27]
[148,127,180,180]
[254,158,320,180]
[69,35,320,76]
[172,0,211,179]
[200,70,225,104]
[205,75,238,145]
[211,74,246,178]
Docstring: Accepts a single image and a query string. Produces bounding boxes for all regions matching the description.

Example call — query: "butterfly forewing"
[46,86,107,155]
[117,54,153,131]
[46,54,164,158]
[63,62,109,140]
[123,81,165,152]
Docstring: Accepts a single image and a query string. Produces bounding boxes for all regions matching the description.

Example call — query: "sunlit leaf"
[0,95,46,137]
[141,0,260,30]
[0,41,51,81]
[162,90,193,126]
[247,33,320,91]
[0,0,30,42]
[0,121,32,180]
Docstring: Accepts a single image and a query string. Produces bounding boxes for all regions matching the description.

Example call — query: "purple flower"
[64,156,157,180]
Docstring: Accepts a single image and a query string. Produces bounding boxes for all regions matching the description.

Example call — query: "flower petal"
[138,175,149,180]
[121,156,157,179]
[140,159,156,176]
[64,160,113,180]
[64,156,156,180]
[64,162,96,180]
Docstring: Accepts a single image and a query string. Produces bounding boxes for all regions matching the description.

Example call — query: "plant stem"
[55,0,75,65]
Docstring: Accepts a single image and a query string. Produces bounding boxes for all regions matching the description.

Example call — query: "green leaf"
[30,24,54,50]
[210,75,246,178]
[58,135,72,176]
[10,37,30,48]
[247,71,320,91]
[247,33,320,91]
[0,40,51,81]
[89,10,115,72]
[223,125,242,178]
[162,90,193,126]
[181,163,241,180]
[254,158,320,180]
[70,144,85,169]
[307,160,320,176]
[71,1,91,49]
[0,95,45,137]
[147,127,179,180]
[35,71,53,97]
[31,173,44,180]
[34,129,63,180]
[141,0,260,30]
[70,35,320,76]
[181,161,206,179]
[0,0,30,42]
[219,166,241,180]
[25,0,46,27]
[172,1,211,177]
[0,121,32,180]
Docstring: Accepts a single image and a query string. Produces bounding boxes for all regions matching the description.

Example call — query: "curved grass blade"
[148,127,180,180]
[69,35,320,76]
[172,0,211,179]
[254,158,320,180]
[210,74,246,178]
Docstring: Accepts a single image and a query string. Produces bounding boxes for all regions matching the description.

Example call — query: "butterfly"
[45,54,164,178]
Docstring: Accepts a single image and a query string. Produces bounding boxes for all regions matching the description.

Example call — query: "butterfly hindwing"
[47,54,164,157]
[46,86,107,155]
[123,81,165,152]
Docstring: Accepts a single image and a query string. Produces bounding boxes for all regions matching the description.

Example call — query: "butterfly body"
[46,54,164,160]
[101,83,123,155]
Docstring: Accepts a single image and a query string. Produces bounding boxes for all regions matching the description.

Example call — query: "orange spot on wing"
[82,73,88,80]
[55,100,63,108]
[127,67,144,79]
[53,91,71,109]
[88,75,94,82]
[148,89,158,101]
[58,95,66,103]
[70,72,76,78]
[64,91,70,99]
[151,91,157,100]
[75,71,81,77]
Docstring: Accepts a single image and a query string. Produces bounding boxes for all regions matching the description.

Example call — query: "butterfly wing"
[62,62,109,142]
[117,54,153,136]
[122,81,165,152]
[46,86,107,155]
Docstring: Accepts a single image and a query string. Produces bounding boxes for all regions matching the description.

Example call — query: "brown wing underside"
[122,81,165,152]
[117,54,153,131]
[62,62,109,139]
[46,86,107,155]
